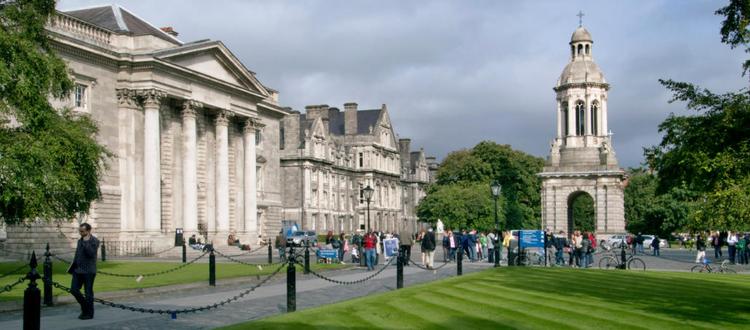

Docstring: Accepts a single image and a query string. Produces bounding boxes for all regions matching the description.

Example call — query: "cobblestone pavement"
[1,246,747,329]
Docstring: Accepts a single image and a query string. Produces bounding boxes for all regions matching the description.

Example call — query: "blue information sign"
[519,230,545,248]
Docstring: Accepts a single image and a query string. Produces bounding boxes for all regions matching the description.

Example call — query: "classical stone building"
[539,25,626,235]
[280,103,432,234]
[5,5,287,252]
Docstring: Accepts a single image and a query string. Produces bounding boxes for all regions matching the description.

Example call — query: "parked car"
[289,231,318,247]
[643,235,668,249]
[606,234,629,248]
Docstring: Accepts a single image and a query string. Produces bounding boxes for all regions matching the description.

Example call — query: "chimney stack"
[344,102,358,135]
[160,26,179,37]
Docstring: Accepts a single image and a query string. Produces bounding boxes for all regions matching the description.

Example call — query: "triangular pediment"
[155,41,269,97]
[374,105,397,149]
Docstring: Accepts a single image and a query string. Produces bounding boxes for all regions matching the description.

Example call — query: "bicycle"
[598,247,646,271]
[690,259,736,274]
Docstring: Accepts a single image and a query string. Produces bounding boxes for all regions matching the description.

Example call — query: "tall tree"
[0,0,111,224]
[417,141,544,230]
[645,0,750,231]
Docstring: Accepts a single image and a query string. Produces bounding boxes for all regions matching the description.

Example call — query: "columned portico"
[142,89,165,232]
[182,100,201,234]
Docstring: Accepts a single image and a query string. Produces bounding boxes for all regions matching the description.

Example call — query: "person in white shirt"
[727,231,738,264]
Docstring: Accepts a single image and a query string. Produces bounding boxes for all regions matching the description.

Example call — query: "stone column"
[243,118,264,238]
[584,96,592,136]
[182,100,201,233]
[556,101,562,139]
[567,101,575,137]
[116,88,139,232]
[601,98,609,135]
[141,89,165,232]
[215,111,230,234]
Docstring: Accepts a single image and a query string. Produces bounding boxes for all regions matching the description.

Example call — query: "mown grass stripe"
[413,291,542,329]
[461,282,682,329]
[418,288,574,329]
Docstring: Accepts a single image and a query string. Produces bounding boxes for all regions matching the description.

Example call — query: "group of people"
[441,229,500,263]
[693,231,749,264]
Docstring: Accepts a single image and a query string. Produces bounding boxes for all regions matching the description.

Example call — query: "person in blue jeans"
[651,236,661,256]
[468,230,478,262]
[363,232,377,271]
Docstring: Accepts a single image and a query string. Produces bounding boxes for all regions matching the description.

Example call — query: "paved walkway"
[0,253,493,329]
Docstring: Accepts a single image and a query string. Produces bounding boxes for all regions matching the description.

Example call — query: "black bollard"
[286,246,296,312]
[397,247,404,289]
[209,248,216,286]
[304,244,310,275]
[100,240,106,262]
[620,243,627,270]
[43,244,53,307]
[494,245,500,268]
[457,249,463,276]
[182,243,187,264]
[23,251,41,330]
[268,239,273,264]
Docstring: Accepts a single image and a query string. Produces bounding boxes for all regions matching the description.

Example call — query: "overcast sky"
[59,0,748,168]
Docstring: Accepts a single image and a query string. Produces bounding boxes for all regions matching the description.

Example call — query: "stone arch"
[567,190,596,234]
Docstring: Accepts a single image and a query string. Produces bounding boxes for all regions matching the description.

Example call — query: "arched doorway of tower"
[567,191,595,234]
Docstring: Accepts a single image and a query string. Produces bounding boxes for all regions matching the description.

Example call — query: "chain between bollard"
[0,263,29,279]
[51,251,209,278]
[298,257,394,285]
[0,276,27,294]
[407,258,450,271]
[213,249,283,267]
[48,262,287,315]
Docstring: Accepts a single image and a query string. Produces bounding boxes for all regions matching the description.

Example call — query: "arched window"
[590,101,599,135]
[585,44,590,55]
[562,102,569,136]
[577,44,583,55]
[575,100,585,136]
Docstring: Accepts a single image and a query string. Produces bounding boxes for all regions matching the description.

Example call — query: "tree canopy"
[418,141,544,231]
[0,0,111,224]
[644,0,750,232]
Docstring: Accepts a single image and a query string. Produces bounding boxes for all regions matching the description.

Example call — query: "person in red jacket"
[363,232,377,271]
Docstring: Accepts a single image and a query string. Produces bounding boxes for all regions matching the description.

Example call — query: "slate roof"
[296,109,382,145]
[64,5,181,44]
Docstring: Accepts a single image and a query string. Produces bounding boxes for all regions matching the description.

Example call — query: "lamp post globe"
[490,181,501,267]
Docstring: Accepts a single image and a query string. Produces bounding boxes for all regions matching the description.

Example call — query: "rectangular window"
[279,126,285,150]
[74,84,87,109]
[358,152,363,168]
[359,184,364,204]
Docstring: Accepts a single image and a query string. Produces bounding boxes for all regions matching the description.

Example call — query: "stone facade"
[539,26,626,235]
[280,103,432,234]
[4,5,287,252]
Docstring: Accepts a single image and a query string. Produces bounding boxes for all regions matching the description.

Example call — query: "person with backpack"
[421,228,436,269]
[651,235,661,256]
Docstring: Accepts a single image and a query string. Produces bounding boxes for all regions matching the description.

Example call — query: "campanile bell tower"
[539,20,626,235]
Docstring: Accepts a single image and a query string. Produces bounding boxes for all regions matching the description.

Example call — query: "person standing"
[727,231,738,264]
[363,231,377,271]
[711,232,722,259]
[544,229,555,266]
[736,234,746,265]
[487,230,496,264]
[581,233,592,268]
[399,227,414,266]
[554,231,566,266]
[651,235,661,256]
[635,233,644,255]
[275,230,287,261]
[479,232,488,261]
[69,223,100,320]
[743,233,750,265]
[421,228,436,269]
[695,234,706,264]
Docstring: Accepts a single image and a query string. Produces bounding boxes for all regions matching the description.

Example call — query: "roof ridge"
[114,4,182,44]
[110,4,128,31]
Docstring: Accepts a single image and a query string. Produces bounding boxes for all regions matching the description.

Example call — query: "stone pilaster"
[215,111,231,235]
[243,118,264,240]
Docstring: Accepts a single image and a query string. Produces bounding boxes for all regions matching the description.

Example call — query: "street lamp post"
[491,181,502,268]
[360,185,374,267]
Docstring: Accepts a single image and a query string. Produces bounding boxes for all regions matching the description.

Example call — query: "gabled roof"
[64,5,181,45]
[153,40,270,97]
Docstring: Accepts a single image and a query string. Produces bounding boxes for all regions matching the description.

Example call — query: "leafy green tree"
[624,169,693,236]
[0,0,111,224]
[645,0,750,231]
[418,141,544,230]
[570,194,594,233]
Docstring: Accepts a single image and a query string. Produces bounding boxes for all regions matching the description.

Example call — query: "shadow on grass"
[488,268,750,326]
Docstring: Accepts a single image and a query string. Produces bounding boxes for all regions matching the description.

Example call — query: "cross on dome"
[577,10,585,27]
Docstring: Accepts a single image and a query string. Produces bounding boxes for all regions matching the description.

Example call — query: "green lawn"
[223,268,750,329]
[0,260,344,302]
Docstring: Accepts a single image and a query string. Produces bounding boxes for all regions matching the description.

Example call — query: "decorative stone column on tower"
[215,111,231,241]
[141,89,165,232]
[182,100,201,235]
[539,24,626,236]
[243,118,264,243]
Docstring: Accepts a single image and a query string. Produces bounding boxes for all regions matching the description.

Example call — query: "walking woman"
[572,231,583,268]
